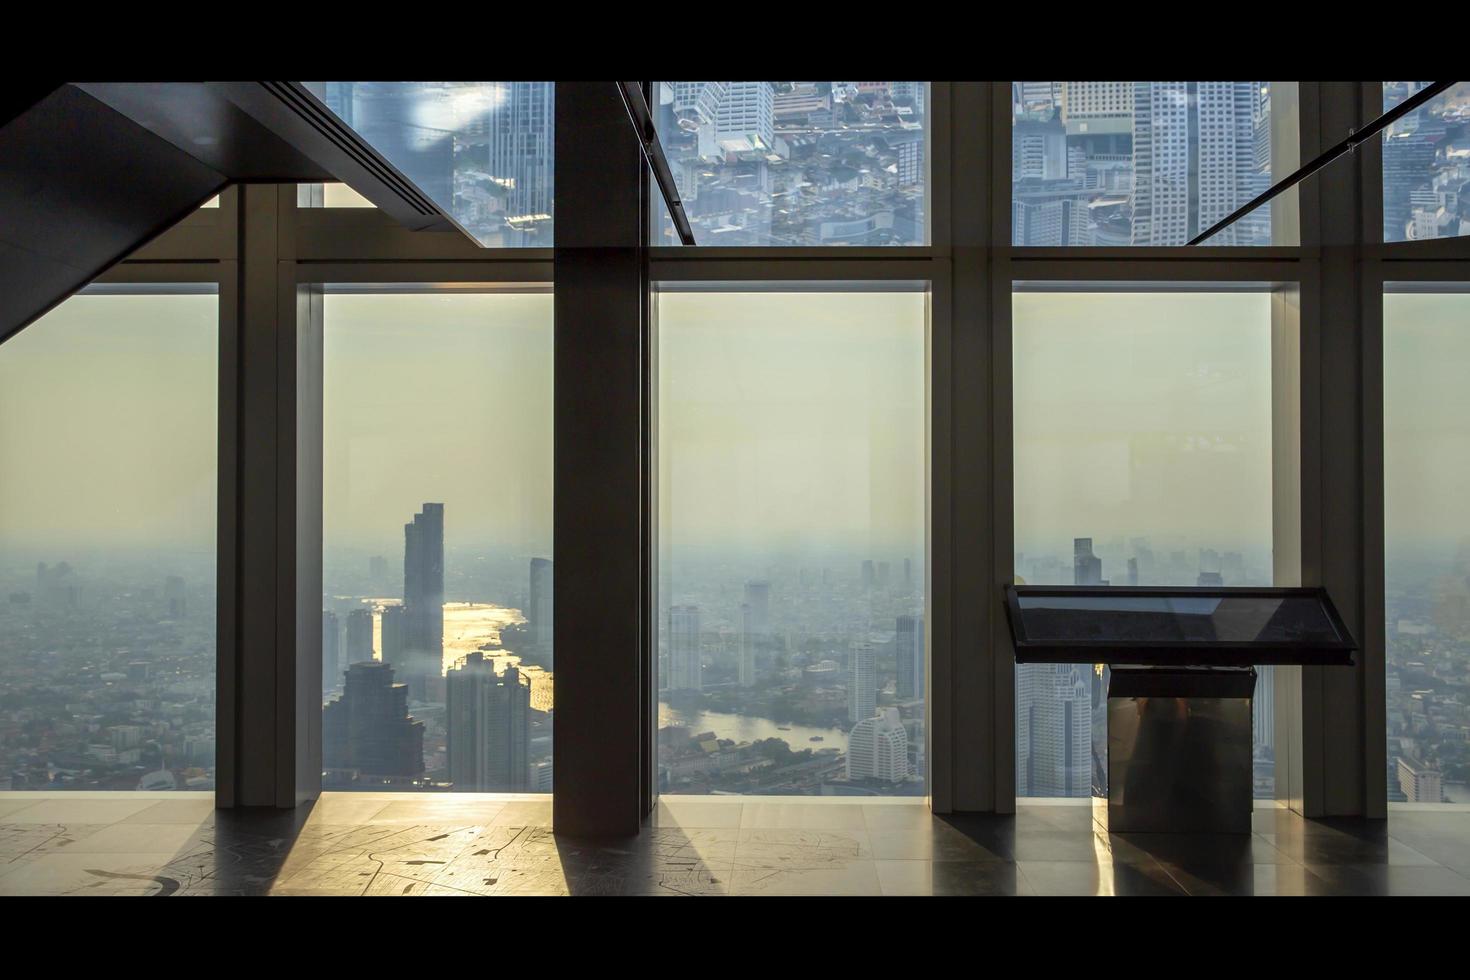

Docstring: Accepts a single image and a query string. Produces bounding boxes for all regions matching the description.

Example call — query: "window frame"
[65,79,1470,821]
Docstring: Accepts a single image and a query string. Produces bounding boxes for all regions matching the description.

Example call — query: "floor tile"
[119,799,217,826]
[876,860,1031,896]
[729,861,882,896]
[1302,863,1470,896]
[868,824,1007,862]
[740,802,870,832]
[1,797,159,825]
[1018,858,1188,896]
[645,800,745,829]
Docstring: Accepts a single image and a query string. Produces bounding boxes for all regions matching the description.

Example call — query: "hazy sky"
[1013,291,1273,560]
[0,293,218,552]
[322,292,551,557]
[1385,291,1470,555]
[658,290,926,560]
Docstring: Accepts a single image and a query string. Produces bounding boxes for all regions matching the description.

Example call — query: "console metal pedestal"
[1107,666,1255,834]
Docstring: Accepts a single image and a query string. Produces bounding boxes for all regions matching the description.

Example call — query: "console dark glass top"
[1005,586,1356,666]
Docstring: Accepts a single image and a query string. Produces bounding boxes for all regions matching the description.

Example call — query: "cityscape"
[1383,81,1470,242]
[654,81,928,246]
[1011,81,1274,246]
[1014,536,1278,800]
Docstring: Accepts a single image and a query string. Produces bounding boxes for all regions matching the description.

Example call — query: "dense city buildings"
[1011,81,1273,246]
[656,81,928,246]
[1383,82,1470,242]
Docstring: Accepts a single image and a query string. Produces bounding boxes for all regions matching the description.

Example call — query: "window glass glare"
[1383,82,1470,243]
[655,83,929,246]
[307,82,554,246]
[656,289,927,795]
[322,291,553,792]
[1012,82,1276,246]
[0,292,218,791]
[1012,290,1275,798]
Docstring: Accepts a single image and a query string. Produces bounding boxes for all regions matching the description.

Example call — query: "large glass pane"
[654,83,929,246]
[305,82,554,246]
[1383,82,1470,243]
[656,288,927,796]
[321,289,552,791]
[1012,288,1275,798]
[1384,287,1469,803]
[0,289,218,791]
[1011,82,1278,246]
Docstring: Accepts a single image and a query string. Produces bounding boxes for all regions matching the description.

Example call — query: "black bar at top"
[1188,80,1457,246]
[616,82,696,246]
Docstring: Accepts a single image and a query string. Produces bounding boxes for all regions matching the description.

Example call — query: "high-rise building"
[739,604,756,688]
[848,641,877,725]
[896,614,925,700]
[1016,661,1092,797]
[715,81,775,149]
[529,557,553,662]
[322,661,424,783]
[380,602,405,668]
[322,610,341,691]
[345,608,373,664]
[1398,756,1443,803]
[668,605,702,692]
[164,575,187,618]
[847,707,910,783]
[486,81,555,246]
[403,503,445,701]
[1126,557,1139,587]
[1254,664,1275,752]
[743,580,770,638]
[1132,81,1266,245]
[446,653,531,791]
[1074,537,1103,585]
[862,559,876,589]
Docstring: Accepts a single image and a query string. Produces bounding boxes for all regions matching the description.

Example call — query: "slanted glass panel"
[653,82,929,246]
[1011,82,1279,246]
[0,289,218,791]
[1383,82,1470,243]
[304,82,554,246]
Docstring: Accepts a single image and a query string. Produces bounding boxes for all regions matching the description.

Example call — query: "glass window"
[1012,288,1276,798]
[321,289,552,792]
[0,288,218,791]
[1383,82,1470,243]
[1011,82,1278,246]
[304,82,554,246]
[654,83,929,246]
[656,288,927,796]
[1384,286,1469,803]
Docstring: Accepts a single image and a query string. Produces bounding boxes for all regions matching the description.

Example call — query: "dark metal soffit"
[616,82,696,246]
[1189,80,1457,245]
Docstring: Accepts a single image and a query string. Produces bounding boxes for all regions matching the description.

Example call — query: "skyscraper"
[847,707,910,783]
[529,557,553,664]
[739,604,756,688]
[446,653,531,791]
[715,81,775,149]
[402,503,444,701]
[668,605,702,692]
[743,580,770,637]
[1016,661,1091,797]
[380,603,405,668]
[848,640,877,725]
[322,610,341,691]
[896,614,925,700]
[1074,537,1103,585]
[322,661,424,783]
[345,608,373,664]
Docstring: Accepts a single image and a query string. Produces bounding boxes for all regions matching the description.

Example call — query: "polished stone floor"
[1,792,1468,896]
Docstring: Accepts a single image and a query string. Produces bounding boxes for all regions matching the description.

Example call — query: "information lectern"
[1004,586,1356,834]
